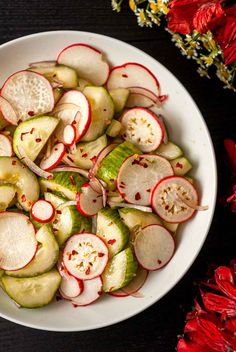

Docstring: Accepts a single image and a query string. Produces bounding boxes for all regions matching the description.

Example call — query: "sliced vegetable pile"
[0,43,208,309]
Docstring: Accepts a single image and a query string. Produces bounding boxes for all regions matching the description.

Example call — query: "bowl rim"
[0,30,217,332]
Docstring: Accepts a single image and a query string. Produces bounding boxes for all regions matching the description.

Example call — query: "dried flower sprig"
[112,0,236,92]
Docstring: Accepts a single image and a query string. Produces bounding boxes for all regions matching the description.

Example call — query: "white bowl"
[0,30,217,331]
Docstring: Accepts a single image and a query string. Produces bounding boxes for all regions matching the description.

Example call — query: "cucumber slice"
[170,157,192,176]
[2,269,61,308]
[0,157,39,211]
[53,88,64,104]
[102,247,138,292]
[5,224,59,277]
[81,86,114,142]
[64,134,107,170]
[0,184,16,211]
[109,88,130,113]
[97,207,129,257]
[118,208,162,230]
[13,116,59,161]
[162,220,179,234]
[29,65,78,89]
[96,141,140,190]
[106,120,121,138]
[155,141,183,160]
[39,171,86,200]
[44,192,91,246]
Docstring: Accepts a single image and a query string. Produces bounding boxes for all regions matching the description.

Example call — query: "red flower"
[209,5,236,65]
[177,263,236,351]
[167,0,224,35]
[223,139,236,212]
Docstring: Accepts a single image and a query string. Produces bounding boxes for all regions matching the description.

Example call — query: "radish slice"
[89,178,107,207]
[151,176,199,223]
[121,108,164,152]
[128,87,162,104]
[109,290,129,297]
[108,202,153,213]
[30,200,55,223]
[0,133,13,156]
[17,145,53,179]
[117,154,173,206]
[40,142,66,171]
[59,275,84,299]
[134,224,175,270]
[63,233,109,280]
[126,93,155,108]
[53,90,91,142]
[1,70,54,121]
[89,143,118,179]
[176,192,209,211]
[107,63,160,96]
[63,124,76,146]
[76,183,104,217]
[0,96,19,125]
[71,276,103,306]
[57,43,110,86]
[91,215,97,234]
[51,165,89,178]
[122,267,148,295]
[0,212,37,271]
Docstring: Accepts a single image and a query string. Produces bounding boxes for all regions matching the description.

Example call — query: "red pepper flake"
[121,181,126,185]
[82,153,88,158]
[18,119,22,124]
[30,128,34,134]
[85,266,91,275]
[21,194,26,202]
[110,178,115,183]
[98,291,103,296]
[69,175,75,185]
[12,160,16,166]
[53,219,59,225]
[72,120,77,125]
[122,74,128,78]
[143,163,148,168]
[79,148,84,153]
[72,304,79,308]
[35,138,42,143]
[55,148,58,151]
[72,250,78,255]
[146,188,151,193]
[68,253,72,261]
[20,132,29,141]
[67,156,74,163]
[98,252,105,257]
[165,205,169,210]
[119,185,125,189]
[56,210,62,215]
[108,239,116,245]
[157,259,162,265]
[176,162,183,169]
[47,175,53,180]
[28,111,35,116]
[135,192,141,201]
[90,156,97,164]
[103,108,107,112]
[93,199,97,203]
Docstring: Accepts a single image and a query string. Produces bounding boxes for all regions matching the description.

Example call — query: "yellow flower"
[137,9,152,27]
[150,2,159,13]
[129,0,136,12]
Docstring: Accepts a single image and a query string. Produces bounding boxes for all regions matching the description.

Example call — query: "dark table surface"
[0,1,235,351]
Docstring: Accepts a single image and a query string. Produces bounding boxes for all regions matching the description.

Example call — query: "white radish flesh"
[1,70,54,121]
[134,224,175,270]
[76,184,104,217]
[59,275,84,298]
[57,43,110,86]
[0,133,13,156]
[0,96,19,125]
[151,176,199,223]
[107,63,160,96]
[40,143,66,171]
[30,200,55,223]
[71,276,103,306]
[53,90,91,142]
[63,124,76,146]
[0,212,37,271]
[126,93,155,108]
[121,108,164,152]
[117,154,173,206]
[63,233,108,280]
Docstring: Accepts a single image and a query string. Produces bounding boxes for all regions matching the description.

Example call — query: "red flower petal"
[177,338,209,352]
[201,291,236,317]
[224,139,236,174]
[215,267,236,301]
[192,1,223,33]
[215,266,234,284]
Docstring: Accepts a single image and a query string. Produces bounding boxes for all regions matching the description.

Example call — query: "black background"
[0,1,235,351]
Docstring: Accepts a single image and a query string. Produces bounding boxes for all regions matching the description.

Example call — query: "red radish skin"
[107,62,160,96]
[40,142,66,171]
[1,70,54,121]
[108,290,129,297]
[0,212,37,271]
[151,176,199,224]
[70,276,103,306]
[57,44,110,86]
[128,86,161,103]
[134,224,175,271]
[63,233,109,280]
[30,200,55,223]
[126,93,155,108]
[63,124,76,146]
[0,133,14,156]
[76,184,104,217]
[120,108,164,152]
[54,90,91,142]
